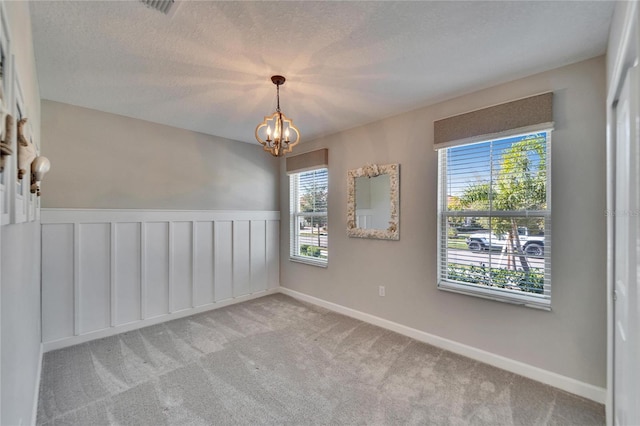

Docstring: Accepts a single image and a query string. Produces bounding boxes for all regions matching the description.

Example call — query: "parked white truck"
[465,227,544,257]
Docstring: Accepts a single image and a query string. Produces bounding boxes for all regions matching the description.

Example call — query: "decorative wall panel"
[41,209,280,351]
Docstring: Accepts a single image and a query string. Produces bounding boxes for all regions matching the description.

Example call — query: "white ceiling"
[29,1,614,145]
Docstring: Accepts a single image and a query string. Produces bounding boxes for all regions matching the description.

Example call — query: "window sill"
[289,256,328,268]
[438,280,550,311]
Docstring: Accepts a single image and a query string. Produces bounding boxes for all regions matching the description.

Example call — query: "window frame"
[289,167,329,268]
[437,129,552,310]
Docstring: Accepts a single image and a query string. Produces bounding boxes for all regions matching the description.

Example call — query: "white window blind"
[290,168,328,267]
[437,130,551,309]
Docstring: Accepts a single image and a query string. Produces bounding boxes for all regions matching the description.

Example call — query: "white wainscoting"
[41,209,280,351]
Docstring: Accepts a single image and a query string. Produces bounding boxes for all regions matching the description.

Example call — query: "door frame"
[607,2,639,425]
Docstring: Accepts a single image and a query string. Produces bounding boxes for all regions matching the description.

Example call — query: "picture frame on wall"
[0,2,44,226]
[0,5,11,226]
[13,72,27,224]
[27,128,39,222]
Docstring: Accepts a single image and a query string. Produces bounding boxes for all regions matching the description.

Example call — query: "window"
[290,168,328,267]
[438,131,551,309]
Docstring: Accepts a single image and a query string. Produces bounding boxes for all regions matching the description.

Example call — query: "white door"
[614,64,640,426]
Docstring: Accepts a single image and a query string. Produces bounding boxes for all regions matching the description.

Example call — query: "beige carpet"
[37,293,604,425]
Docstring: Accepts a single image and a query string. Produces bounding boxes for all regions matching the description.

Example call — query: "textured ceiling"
[30,1,614,145]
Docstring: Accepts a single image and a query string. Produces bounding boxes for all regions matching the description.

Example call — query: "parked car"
[466,227,544,257]
[455,224,485,232]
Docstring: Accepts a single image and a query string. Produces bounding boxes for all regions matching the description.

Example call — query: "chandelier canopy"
[255,75,300,157]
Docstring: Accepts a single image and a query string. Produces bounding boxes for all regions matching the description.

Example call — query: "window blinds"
[289,166,328,266]
[437,131,552,309]
[286,148,329,266]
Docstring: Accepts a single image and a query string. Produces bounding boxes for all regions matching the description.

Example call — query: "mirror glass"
[347,163,399,240]
[355,174,391,229]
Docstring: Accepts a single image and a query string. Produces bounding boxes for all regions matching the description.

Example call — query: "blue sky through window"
[446,132,546,199]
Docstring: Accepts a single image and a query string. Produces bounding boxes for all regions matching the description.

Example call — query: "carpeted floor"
[37,294,605,425]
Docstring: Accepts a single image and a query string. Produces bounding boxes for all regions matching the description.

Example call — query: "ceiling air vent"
[140,0,178,16]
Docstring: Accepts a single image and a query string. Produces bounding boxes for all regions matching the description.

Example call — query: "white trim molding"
[41,209,280,352]
[606,2,639,425]
[41,208,280,223]
[31,343,43,426]
[279,287,606,404]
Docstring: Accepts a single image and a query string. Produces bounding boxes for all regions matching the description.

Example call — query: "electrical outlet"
[379,286,386,297]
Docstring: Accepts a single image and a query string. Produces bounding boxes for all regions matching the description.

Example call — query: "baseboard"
[279,287,606,404]
[30,343,44,426]
[43,288,278,352]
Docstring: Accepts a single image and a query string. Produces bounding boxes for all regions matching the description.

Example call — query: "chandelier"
[255,75,300,157]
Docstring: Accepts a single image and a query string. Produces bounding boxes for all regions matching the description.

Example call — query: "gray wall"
[1,1,43,425]
[1,222,41,426]
[41,100,280,211]
[280,56,607,388]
